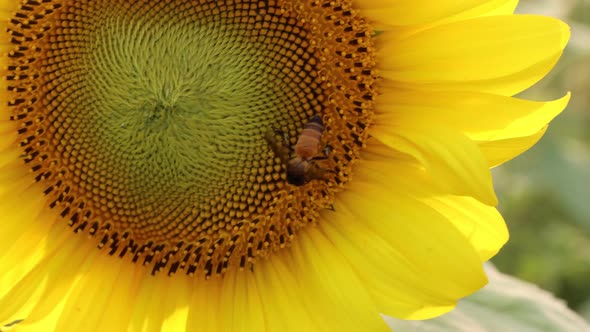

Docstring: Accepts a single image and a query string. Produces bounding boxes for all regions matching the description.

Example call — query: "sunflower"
[0,0,569,331]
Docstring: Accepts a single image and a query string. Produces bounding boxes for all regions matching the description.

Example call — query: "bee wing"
[264,128,291,163]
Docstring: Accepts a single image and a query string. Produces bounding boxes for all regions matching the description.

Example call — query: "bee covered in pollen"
[265,115,333,186]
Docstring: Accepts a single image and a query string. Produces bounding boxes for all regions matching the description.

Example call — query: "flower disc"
[7,0,376,277]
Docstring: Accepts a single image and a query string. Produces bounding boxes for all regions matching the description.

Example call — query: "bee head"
[286,172,306,186]
[286,159,307,186]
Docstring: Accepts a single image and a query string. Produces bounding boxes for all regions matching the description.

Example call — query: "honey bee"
[265,115,332,186]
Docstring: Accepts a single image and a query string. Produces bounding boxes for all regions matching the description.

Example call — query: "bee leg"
[322,144,333,158]
[272,129,292,150]
[311,146,333,161]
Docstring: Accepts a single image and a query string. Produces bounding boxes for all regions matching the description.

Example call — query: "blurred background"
[492,0,590,321]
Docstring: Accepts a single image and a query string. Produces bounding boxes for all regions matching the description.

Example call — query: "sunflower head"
[5,0,377,277]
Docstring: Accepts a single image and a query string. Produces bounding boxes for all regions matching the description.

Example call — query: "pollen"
[6,0,377,277]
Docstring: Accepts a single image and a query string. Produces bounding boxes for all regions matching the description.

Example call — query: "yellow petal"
[128,271,191,332]
[0,186,50,255]
[56,252,138,332]
[478,127,547,167]
[329,165,488,319]
[357,144,509,262]
[370,122,497,205]
[187,276,224,332]
[354,0,518,29]
[99,264,145,332]
[220,270,266,332]
[288,227,391,332]
[446,0,519,21]
[366,0,520,43]
[0,0,18,23]
[378,15,570,96]
[160,278,192,332]
[190,269,269,332]
[354,0,491,26]
[0,229,93,331]
[375,88,569,144]
[0,122,18,151]
[420,195,508,261]
[252,253,318,331]
[0,185,58,300]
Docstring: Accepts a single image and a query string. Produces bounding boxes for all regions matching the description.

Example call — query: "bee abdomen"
[295,116,323,159]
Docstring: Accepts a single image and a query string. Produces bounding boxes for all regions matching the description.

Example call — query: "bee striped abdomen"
[295,115,323,159]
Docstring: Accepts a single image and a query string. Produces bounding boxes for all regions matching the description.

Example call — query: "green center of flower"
[6,0,376,277]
